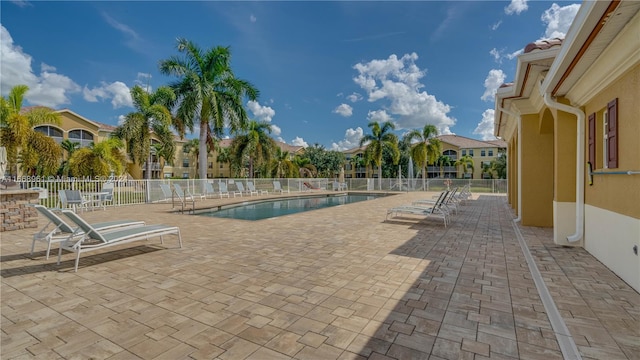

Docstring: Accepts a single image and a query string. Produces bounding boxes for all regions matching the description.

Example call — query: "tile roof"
[436,135,505,149]
[523,38,563,53]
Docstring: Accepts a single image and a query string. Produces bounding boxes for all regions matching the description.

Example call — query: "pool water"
[196,194,383,221]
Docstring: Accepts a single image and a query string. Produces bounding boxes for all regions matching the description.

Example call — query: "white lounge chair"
[158,184,173,203]
[236,182,257,196]
[247,181,267,195]
[58,210,182,272]
[413,187,460,214]
[273,181,289,194]
[174,183,204,201]
[203,181,218,198]
[230,182,243,197]
[386,191,451,226]
[32,205,145,259]
[217,182,231,198]
[332,181,347,191]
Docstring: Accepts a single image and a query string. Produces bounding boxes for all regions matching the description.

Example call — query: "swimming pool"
[195,194,384,221]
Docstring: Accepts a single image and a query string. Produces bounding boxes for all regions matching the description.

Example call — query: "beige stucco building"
[494,0,639,291]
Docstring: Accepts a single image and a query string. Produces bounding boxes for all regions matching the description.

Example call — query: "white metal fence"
[14,177,507,208]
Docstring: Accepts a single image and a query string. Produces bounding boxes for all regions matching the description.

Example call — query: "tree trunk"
[145,153,152,180]
[198,122,207,179]
[422,165,426,191]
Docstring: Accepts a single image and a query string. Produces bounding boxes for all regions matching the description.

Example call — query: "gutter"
[542,93,584,243]
[498,106,522,222]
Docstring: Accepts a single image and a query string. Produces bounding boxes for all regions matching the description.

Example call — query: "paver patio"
[1,192,638,359]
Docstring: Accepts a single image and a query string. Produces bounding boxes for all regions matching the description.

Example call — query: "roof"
[523,38,563,53]
[436,135,505,149]
[216,138,304,154]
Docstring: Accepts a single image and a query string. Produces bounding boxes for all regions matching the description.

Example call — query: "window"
[443,149,457,161]
[469,149,474,157]
[182,159,189,167]
[488,150,493,157]
[219,163,224,169]
[588,112,596,166]
[605,98,618,168]
[183,147,190,153]
[68,129,94,148]
[182,172,189,179]
[208,162,213,169]
[462,150,466,156]
[34,126,63,143]
[481,150,486,157]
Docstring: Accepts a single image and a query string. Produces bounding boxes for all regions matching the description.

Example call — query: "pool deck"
[1,191,638,359]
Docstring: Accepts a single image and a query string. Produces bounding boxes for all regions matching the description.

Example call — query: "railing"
[13,177,507,208]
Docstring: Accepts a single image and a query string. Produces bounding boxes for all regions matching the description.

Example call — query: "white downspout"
[498,106,522,222]
[543,93,584,242]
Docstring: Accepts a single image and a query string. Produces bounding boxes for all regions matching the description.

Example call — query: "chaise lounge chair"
[32,205,145,259]
[236,181,257,196]
[58,210,182,272]
[303,182,321,191]
[247,181,267,195]
[273,181,289,194]
[386,191,451,227]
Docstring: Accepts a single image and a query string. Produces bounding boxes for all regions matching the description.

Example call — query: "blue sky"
[1,0,580,150]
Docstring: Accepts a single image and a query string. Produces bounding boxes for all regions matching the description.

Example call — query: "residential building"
[494,0,639,291]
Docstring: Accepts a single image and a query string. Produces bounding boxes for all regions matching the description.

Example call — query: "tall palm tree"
[271,148,296,178]
[113,85,175,179]
[403,124,441,190]
[455,155,475,179]
[230,120,275,178]
[215,145,232,177]
[58,139,80,176]
[294,155,317,178]
[159,38,259,179]
[68,137,127,177]
[183,138,202,177]
[435,155,452,178]
[0,85,62,176]
[359,121,399,190]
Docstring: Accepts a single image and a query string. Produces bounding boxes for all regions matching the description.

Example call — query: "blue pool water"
[196,194,383,221]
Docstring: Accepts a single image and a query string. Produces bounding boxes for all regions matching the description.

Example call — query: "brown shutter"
[588,113,595,166]
[607,98,618,168]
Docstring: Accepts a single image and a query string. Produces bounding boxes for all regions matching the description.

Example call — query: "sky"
[1,0,581,150]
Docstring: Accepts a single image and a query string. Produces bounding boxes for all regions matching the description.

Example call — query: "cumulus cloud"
[491,20,502,31]
[291,137,308,147]
[333,103,353,117]
[331,127,364,151]
[83,81,133,108]
[134,72,152,91]
[481,69,506,102]
[247,100,276,122]
[505,0,528,15]
[250,14,257,23]
[541,3,581,40]
[117,114,127,125]
[352,53,456,134]
[0,25,80,107]
[347,92,362,102]
[270,124,282,136]
[473,109,497,141]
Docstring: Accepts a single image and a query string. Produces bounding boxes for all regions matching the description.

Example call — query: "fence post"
[145,179,150,203]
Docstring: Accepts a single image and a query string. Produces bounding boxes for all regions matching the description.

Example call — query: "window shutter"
[607,98,618,168]
[588,113,595,166]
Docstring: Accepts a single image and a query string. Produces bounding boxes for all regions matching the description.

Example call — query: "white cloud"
[331,127,363,151]
[10,0,31,7]
[270,124,282,136]
[0,25,80,107]
[505,0,528,15]
[489,48,501,63]
[367,109,393,123]
[347,92,362,102]
[117,114,127,125]
[291,137,308,147]
[541,3,581,40]
[473,109,497,141]
[352,53,456,135]
[491,20,502,31]
[481,69,506,102]
[247,100,276,122]
[135,72,152,91]
[83,81,132,108]
[250,14,257,23]
[333,103,353,117]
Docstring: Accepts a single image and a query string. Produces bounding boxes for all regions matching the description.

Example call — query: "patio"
[1,192,638,359]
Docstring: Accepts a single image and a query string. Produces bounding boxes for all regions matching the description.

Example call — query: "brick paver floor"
[1,192,638,359]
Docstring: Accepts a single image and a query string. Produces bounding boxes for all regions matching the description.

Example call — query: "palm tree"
[294,155,317,178]
[68,137,127,177]
[230,120,275,178]
[455,155,475,179]
[0,85,62,176]
[159,38,259,179]
[58,139,80,176]
[271,148,296,178]
[113,85,175,180]
[403,124,441,190]
[359,121,399,190]
[435,155,452,178]
[183,138,202,177]
[215,145,232,177]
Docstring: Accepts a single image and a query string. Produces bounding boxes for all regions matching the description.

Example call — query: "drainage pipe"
[543,93,585,243]
[498,106,522,222]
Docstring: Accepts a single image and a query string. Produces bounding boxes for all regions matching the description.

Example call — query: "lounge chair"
[58,210,182,272]
[32,205,145,259]
[386,191,451,226]
[217,182,231,198]
[247,181,267,195]
[273,181,289,194]
[158,184,173,203]
[332,181,347,191]
[174,183,204,201]
[203,181,218,199]
[303,182,321,191]
[413,187,460,214]
[230,182,243,197]
[236,182,257,196]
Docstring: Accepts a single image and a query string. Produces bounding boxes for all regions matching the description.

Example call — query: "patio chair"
[58,210,181,272]
[58,189,90,213]
[273,181,289,194]
[95,182,114,210]
[332,181,347,191]
[386,190,451,227]
[174,183,204,201]
[230,182,244,197]
[217,182,231,198]
[247,181,267,195]
[413,187,460,214]
[203,181,218,199]
[236,181,257,196]
[31,205,145,259]
[158,184,173,203]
